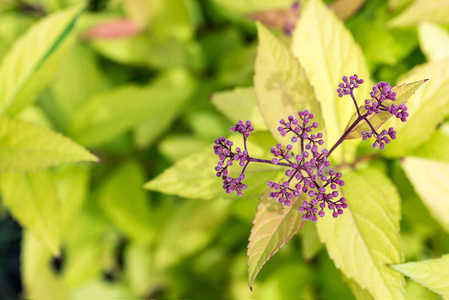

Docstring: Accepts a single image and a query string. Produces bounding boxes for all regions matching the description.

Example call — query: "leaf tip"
[249,286,253,292]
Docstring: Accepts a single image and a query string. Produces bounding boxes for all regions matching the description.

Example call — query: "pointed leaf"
[392,255,449,299]
[98,161,154,243]
[419,22,449,62]
[254,22,324,149]
[69,68,194,147]
[401,157,449,233]
[144,132,284,200]
[317,168,405,299]
[247,190,306,290]
[292,0,370,162]
[383,59,449,157]
[0,3,85,115]
[0,117,97,172]
[344,79,428,139]
[389,0,449,27]
[210,87,267,131]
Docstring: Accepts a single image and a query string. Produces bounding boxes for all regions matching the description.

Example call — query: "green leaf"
[210,87,267,131]
[98,161,154,243]
[1,171,61,255]
[392,255,449,299]
[389,0,449,27]
[0,13,35,63]
[0,117,97,172]
[401,157,449,233]
[69,68,194,147]
[412,123,449,163]
[247,190,306,290]
[154,199,230,269]
[300,221,322,261]
[316,168,405,299]
[254,22,324,150]
[383,59,449,157]
[344,79,428,139]
[144,132,284,200]
[419,22,449,62]
[0,3,85,115]
[292,0,370,162]
[211,0,293,14]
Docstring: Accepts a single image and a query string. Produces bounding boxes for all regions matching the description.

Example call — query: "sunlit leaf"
[419,22,449,62]
[392,255,449,299]
[317,168,405,299]
[292,0,370,163]
[0,13,35,63]
[211,0,293,14]
[344,79,427,139]
[144,132,284,200]
[254,22,324,150]
[383,59,449,157]
[343,274,374,300]
[412,123,449,163]
[154,199,230,269]
[0,3,85,115]
[0,117,97,172]
[211,87,267,131]
[247,190,306,290]
[69,68,194,147]
[401,157,449,233]
[389,0,449,27]
[98,161,154,243]
[300,221,322,261]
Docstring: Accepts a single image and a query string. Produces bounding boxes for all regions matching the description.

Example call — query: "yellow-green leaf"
[344,79,427,139]
[69,68,194,147]
[389,0,449,27]
[412,123,449,163]
[419,22,449,62]
[292,0,370,162]
[98,161,154,243]
[0,117,97,172]
[0,3,85,115]
[401,157,449,233]
[317,168,405,299]
[247,190,306,290]
[383,59,449,157]
[300,221,322,261]
[392,255,449,299]
[254,22,324,149]
[210,87,267,131]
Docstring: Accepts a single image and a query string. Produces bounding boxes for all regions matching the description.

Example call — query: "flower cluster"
[337,74,364,97]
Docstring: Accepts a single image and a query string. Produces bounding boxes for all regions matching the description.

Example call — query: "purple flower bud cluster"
[213,121,254,197]
[361,127,396,150]
[268,110,347,222]
[337,74,364,97]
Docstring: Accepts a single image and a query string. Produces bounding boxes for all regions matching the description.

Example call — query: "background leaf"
[412,122,449,163]
[383,59,449,157]
[0,117,97,172]
[419,22,449,62]
[0,3,85,115]
[389,0,449,27]
[292,0,370,163]
[392,255,449,299]
[401,157,449,233]
[317,168,405,299]
[247,190,305,290]
[344,79,427,139]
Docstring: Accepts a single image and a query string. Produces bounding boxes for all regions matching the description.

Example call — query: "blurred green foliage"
[0,0,448,299]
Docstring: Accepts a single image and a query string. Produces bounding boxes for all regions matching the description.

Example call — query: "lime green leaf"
[343,275,374,300]
[392,255,449,299]
[0,117,97,172]
[247,190,306,290]
[69,68,194,147]
[158,135,209,162]
[1,171,61,255]
[0,3,85,115]
[389,0,449,27]
[0,13,35,63]
[292,0,370,162]
[344,79,428,139]
[98,161,154,243]
[383,59,449,157]
[317,168,405,299]
[22,231,70,300]
[154,199,230,269]
[412,123,449,163]
[300,221,322,261]
[254,22,324,150]
[401,157,449,233]
[144,132,283,200]
[210,87,267,131]
[419,22,449,62]
[211,0,293,14]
